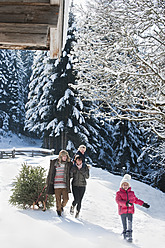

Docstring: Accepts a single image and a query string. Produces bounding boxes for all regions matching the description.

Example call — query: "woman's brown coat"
[46,159,72,194]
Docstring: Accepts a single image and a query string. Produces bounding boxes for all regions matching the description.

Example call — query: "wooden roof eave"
[0,0,68,59]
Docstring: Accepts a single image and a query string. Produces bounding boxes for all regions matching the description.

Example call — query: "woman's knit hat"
[120,174,131,188]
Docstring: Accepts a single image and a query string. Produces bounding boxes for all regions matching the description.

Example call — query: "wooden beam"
[0,5,59,25]
[0,23,48,34]
[0,31,48,47]
[0,44,49,50]
[0,23,49,47]
[0,1,50,3]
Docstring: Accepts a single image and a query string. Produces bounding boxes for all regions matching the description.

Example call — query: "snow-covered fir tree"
[81,100,115,168]
[8,50,21,133]
[39,2,90,154]
[137,125,165,192]
[112,119,147,176]
[0,49,30,134]
[0,50,10,134]
[25,50,53,137]
[25,3,88,154]
[17,50,34,104]
[24,2,116,167]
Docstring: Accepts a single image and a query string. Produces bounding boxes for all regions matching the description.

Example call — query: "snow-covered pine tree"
[0,50,24,133]
[0,50,10,134]
[24,2,86,154]
[112,118,146,176]
[42,1,116,163]
[24,2,115,167]
[137,125,165,192]
[40,2,89,154]
[25,50,53,137]
[17,50,34,104]
[80,100,115,169]
[15,50,34,134]
[0,49,32,135]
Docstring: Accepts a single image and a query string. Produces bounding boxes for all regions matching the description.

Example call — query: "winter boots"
[127,230,133,242]
[122,230,133,242]
[126,230,133,242]
[75,211,80,218]
[122,231,127,239]
[70,205,80,218]
[57,206,64,217]
[70,205,75,215]
[57,210,61,216]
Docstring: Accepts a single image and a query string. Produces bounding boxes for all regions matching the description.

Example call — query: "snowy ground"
[1,154,165,248]
[0,133,42,149]
[0,134,165,248]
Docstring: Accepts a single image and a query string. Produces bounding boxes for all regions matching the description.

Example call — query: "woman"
[70,155,89,218]
[46,150,72,216]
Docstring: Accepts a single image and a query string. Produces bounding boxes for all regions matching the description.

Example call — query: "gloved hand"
[126,200,133,207]
[142,202,150,208]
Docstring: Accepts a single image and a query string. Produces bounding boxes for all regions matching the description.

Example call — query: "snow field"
[0,155,165,248]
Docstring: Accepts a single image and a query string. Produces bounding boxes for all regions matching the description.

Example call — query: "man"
[46,150,72,216]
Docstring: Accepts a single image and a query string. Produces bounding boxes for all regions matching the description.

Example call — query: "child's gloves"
[126,200,133,207]
[142,202,150,208]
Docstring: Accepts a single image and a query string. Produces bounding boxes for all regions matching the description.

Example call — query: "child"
[115,174,150,242]
[73,145,86,166]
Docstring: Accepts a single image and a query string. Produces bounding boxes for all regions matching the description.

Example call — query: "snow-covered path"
[0,155,165,248]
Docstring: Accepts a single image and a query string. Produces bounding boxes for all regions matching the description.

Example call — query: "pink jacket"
[116,187,144,215]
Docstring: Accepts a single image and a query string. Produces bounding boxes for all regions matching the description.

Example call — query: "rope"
[35,184,47,204]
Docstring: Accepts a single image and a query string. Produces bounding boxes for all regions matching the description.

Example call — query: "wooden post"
[51,149,55,155]
[50,27,59,58]
[50,0,64,58]
[0,151,3,159]
[49,0,60,58]
[12,149,15,158]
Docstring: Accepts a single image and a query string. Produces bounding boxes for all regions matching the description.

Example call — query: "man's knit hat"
[120,174,131,188]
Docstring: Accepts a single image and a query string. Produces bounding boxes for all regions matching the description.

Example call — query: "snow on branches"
[71,0,165,138]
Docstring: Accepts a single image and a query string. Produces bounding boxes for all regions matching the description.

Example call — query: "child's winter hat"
[120,174,131,188]
[78,145,86,151]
